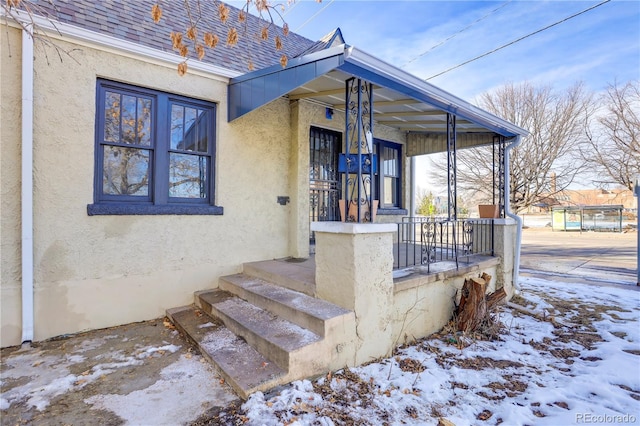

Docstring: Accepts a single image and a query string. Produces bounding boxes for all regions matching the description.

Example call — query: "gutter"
[344,46,528,138]
[21,27,34,343]
[410,156,415,219]
[504,136,522,293]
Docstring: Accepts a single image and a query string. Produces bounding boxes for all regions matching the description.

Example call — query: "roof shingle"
[27,0,316,73]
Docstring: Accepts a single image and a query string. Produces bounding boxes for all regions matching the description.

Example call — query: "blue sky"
[235,0,639,102]
[229,0,638,193]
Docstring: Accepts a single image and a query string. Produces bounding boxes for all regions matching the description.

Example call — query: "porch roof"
[228,43,528,151]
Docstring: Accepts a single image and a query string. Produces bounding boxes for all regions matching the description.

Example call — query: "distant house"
[1,0,527,395]
[531,188,636,213]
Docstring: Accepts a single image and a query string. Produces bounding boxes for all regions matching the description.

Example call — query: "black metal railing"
[394,218,494,272]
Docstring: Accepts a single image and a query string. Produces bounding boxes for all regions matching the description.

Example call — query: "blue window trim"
[89,79,223,216]
[87,203,223,216]
[375,139,403,210]
[377,208,408,216]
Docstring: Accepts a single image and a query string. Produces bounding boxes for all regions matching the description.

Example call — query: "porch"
[166,217,515,398]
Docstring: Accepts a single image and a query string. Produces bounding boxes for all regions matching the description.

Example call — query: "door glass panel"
[309,127,342,243]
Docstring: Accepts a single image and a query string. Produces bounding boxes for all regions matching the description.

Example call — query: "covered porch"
[217,33,526,384]
[228,33,527,280]
[162,31,527,398]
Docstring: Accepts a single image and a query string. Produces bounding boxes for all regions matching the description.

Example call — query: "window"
[375,140,402,209]
[88,79,222,215]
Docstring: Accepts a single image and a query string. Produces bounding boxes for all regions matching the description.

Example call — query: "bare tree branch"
[581,80,640,190]
[431,82,593,213]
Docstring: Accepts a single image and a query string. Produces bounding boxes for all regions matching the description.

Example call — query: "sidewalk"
[0,318,238,425]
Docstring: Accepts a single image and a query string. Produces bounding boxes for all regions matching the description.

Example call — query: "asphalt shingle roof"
[28,0,317,73]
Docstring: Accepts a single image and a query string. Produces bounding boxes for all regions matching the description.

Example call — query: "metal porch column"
[447,113,457,221]
[446,113,458,267]
[493,135,506,218]
[343,77,374,223]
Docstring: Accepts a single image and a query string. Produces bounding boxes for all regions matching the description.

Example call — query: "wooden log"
[481,272,492,286]
[457,277,486,332]
[486,288,506,311]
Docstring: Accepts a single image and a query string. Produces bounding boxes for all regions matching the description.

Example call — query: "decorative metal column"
[446,113,458,267]
[446,113,457,220]
[493,135,506,218]
[342,77,374,222]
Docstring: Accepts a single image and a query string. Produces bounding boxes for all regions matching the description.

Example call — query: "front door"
[309,127,341,244]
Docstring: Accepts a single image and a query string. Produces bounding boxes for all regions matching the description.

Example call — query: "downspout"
[409,156,415,218]
[504,135,522,293]
[21,27,34,343]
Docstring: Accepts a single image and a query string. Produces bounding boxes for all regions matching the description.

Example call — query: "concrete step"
[196,290,323,371]
[217,274,352,337]
[242,260,315,296]
[166,305,286,399]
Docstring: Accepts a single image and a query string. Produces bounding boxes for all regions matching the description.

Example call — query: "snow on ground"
[241,277,640,426]
[85,355,229,425]
[2,277,638,425]
[0,339,182,412]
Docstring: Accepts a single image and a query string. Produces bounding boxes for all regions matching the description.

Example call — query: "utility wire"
[283,1,299,16]
[295,0,335,31]
[426,0,612,81]
[403,0,512,67]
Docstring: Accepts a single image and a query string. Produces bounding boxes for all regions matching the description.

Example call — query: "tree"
[433,82,593,213]
[416,190,437,216]
[581,80,640,191]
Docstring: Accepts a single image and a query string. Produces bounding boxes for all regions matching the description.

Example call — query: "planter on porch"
[478,204,499,219]
[339,200,379,223]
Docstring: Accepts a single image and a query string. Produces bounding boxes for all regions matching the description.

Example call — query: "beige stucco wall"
[493,218,518,298]
[0,27,298,347]
[1,27,24,346]
[290,100,409,257]
[391,261,499,346]
[312,223,503,366]
[312,223,396,365]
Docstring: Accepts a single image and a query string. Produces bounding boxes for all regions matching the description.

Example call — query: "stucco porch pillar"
[311,222,396,365]
[492,218,518,299]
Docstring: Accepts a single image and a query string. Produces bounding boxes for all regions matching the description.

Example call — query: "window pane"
[197,110,209,152]
[171,104,184,150]
[172,105,209,152]
[121,95,137,144]
[104,91,120,142]
[137,98,151,146]
[383,146,398,176]
[169,153,207,198]
[102,146,149,196]
[384,177,396,205]
[184,107,197,151]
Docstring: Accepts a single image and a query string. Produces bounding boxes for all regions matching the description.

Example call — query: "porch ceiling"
[228,44,527,154]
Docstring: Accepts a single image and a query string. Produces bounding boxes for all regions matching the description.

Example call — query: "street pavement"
[519,227,638,287]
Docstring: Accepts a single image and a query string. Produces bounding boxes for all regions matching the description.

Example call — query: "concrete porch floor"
[280,245,497,285]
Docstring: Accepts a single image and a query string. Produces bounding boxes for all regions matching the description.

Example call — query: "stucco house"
[1,0,526,396]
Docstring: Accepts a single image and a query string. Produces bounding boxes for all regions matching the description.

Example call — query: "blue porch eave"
[228,45,345,122]
[228,45,527,138]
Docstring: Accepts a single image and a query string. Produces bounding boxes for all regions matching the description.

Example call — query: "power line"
[283,1,299,17]
[426,0,612,81]
[403,0,512,68]
[294,0,335,32]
